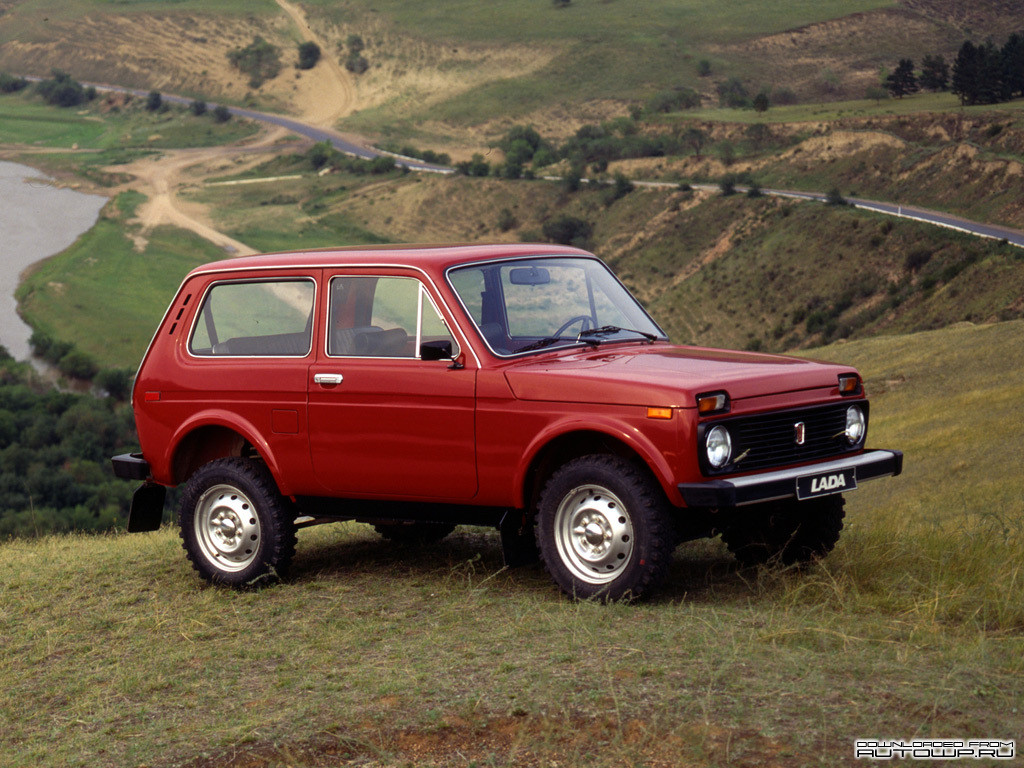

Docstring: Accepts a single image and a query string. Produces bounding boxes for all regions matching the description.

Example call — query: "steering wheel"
[553,315,594,337]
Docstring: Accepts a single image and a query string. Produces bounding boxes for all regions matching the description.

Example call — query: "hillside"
[1,320,1021,767]
[1,0,1021,148]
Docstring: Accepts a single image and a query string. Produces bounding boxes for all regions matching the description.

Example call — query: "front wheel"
[535,455,674,601]
[178,458,296,588]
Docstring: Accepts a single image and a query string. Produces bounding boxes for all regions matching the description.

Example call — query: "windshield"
[447,256,667,356]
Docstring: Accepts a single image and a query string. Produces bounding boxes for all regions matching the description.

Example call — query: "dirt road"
[119,0,357,255]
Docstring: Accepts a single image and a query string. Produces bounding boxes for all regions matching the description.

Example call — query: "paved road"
[33,77,1024,247]
[639,182,1024,249]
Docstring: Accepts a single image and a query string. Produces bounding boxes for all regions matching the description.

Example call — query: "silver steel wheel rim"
[554,484,634,585]
[194,484,262,572]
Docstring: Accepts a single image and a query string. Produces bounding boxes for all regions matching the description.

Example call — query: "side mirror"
[420,339,453,361]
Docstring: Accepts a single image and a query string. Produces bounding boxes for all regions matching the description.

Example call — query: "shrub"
[35,70,86,107]
[645,87,701,113]
[297,41,321,70]
[95,369,133,401]
[0,72,29,93]
[542,215,592,247]
[228,36,282,88]
[57,350,99,381]
[455,154,491,177]
[345,54,369,74]
[825,188,847,206]
[497,208,517,232]
[213,105,231,123]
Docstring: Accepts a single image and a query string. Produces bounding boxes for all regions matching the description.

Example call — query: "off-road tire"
[373,521,456,544]
[178,457,297,588]
[720,494,845,567]
[535,454,675,601]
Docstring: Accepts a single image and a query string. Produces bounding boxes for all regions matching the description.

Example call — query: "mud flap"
[127,483,167,533]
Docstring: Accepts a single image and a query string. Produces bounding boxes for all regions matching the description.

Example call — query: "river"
[0,161,107,361]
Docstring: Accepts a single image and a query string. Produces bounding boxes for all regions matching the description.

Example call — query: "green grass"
[310,0,893,46]
[0,92,258,150]
[16,200,225,368]
[0,320,1021,767]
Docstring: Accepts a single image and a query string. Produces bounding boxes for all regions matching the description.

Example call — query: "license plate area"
[796,467,857,500]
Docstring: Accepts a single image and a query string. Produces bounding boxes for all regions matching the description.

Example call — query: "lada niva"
[112,243,902,599]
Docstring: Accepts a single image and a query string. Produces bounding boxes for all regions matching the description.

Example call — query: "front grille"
[701,402,867,475]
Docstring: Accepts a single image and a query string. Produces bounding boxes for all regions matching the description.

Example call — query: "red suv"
[113,244,901,599]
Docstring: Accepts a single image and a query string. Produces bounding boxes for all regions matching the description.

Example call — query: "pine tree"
[885,59,919,99]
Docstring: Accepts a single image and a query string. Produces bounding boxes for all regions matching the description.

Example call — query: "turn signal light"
[838,374,862,396]
[696,391,729,415]
[646,407,673,420]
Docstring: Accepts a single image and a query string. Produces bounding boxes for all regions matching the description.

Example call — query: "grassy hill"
[1,319,1021,767]
[2,0,1021,144]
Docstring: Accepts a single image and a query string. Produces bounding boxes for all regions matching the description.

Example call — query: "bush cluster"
[33,70,96,108]
[228,36,281,88]
[305,141,396,175]
[0,356,139,538]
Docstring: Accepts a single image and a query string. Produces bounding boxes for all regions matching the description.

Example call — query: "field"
[1,320,1021,767]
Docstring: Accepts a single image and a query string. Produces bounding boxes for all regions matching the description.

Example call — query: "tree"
[455,153,490,177]
[752,91,770,113]
[717,77,750,108]
[1002,32,1024,99]
[920,54,949,91]
[146,90,162,112]
[542,215,592,247]
[213,105,232,123]
[190,99,207,116]
[885,59,918,99]
[297,41,321,70]
[681,126,707,158]
[952,41,981,105]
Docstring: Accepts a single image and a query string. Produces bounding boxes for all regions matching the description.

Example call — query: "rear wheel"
[721,495,845,567]
[536,455,674,601]
[178,458,296,588]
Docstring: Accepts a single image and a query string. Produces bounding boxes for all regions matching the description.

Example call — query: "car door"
[307,270,478,499]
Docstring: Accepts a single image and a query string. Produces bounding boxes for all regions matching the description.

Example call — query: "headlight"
[845,406,866,445]
[706,425,732,468]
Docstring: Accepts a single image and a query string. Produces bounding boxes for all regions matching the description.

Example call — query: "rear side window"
[189,279,315,357]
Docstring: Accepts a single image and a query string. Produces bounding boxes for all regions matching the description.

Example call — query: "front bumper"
[678,448,903,508]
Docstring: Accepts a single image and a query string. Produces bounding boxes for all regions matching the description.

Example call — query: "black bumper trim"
[111,453,151,481]
[678,449,903,508]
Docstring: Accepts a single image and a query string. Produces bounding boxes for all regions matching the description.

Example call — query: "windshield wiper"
[516,336,582,353]
[577,325,658,343]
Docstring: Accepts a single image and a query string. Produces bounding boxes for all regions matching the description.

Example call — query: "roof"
[188,243,595,277]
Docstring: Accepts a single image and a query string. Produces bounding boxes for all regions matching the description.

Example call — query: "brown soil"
[179,712,792,768]
[90,0,358,255]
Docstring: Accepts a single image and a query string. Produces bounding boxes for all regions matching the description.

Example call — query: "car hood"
[503,343,854,408]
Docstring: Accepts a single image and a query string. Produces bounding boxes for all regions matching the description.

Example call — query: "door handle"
[314,373,344,386]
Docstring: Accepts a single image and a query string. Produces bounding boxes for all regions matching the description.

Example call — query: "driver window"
[329,276,457,359]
